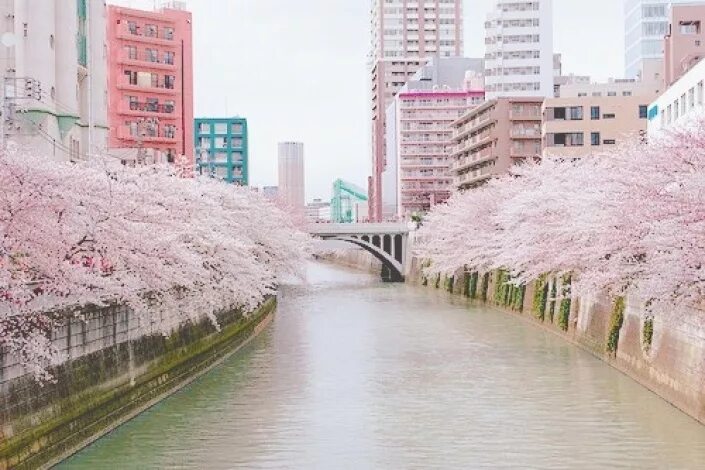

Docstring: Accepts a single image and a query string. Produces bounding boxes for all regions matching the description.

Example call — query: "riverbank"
[405,258,705,427]
[0,298,276,470]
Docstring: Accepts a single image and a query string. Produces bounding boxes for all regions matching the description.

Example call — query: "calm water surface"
[60,262,705,469]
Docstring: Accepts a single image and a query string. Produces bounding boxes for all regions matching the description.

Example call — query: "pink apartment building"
[664,3,705,86]
[452,98,543,190]
[369,0,464,221]
[107,4,194,167]
[386,89,484,217]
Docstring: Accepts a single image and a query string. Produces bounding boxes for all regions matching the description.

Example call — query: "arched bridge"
[309,223,410,282]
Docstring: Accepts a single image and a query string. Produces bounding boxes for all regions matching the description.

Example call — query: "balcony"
[117,125,179,144]
[510,128,541,139]
[510,147,540,158]
[509,109,541,120]
[454,167,494,188]
[452,148,494,172]
[119,25,177,46]
[118,101,180,118]
[119,52,177,71]
[118,76,178,95]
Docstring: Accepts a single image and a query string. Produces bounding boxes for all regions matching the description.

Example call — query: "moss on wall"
[607,297,625,354]
[0,299,275,470]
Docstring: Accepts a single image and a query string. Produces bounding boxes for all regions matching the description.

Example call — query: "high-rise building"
[278,142,305,212]
[383,57,485,219]
[368,0,464,221]
[624,0,702,79]
[194,117,248,185]
[0,0,108,161]
[484,0,554,99]
[664,3,705,86]
[452,98,543,190]
[106,2,194,167]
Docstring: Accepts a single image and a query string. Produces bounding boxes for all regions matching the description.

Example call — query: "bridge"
[309,223,411,282]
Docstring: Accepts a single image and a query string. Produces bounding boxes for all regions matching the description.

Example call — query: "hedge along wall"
[0,298,276,470]
[410,262,705,426]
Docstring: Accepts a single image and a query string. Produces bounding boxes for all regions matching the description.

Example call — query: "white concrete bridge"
[308,223,411,282]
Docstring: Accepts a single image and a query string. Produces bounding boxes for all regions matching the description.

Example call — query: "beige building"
[543,92,655,158]
[451,98,543,190]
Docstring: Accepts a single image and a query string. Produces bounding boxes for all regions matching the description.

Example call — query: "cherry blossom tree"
[416,116,705,314]
[1,147,310,379]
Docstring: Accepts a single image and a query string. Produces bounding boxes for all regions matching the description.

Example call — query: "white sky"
[109,0,624,202]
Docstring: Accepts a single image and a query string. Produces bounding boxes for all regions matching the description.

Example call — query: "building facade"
[484,0,554,99]
[106,3,193,166]
[452,97,543,190]
[664,3,705,86]
[382,57,484,218]
[386,89,484,218]
[194,117,248,185]
[543,95,652,158]
[0,0,108,161]
[278,142,305,212]
[624,0,701,79]
[305,199,331,223]
[368,0,464,221]
[648,56,705,134]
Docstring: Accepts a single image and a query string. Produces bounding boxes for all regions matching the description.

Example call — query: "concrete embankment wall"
[408,258,705,426]
[317,248,382,274]
[0,298,276,469]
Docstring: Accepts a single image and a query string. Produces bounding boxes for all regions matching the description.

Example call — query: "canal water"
[60,262,705,469]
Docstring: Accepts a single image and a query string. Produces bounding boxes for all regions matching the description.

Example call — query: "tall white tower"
[484,0,554,99]
[278,142,305,212]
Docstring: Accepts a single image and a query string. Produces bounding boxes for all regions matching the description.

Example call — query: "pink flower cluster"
[0,149,309,380]
[416,118,705,313]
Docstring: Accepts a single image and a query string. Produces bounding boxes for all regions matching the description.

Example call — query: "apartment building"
[369,0,464,221]
[624,0,702,79]
[381,57,484,218]
[484,0,554,99]
[106,3,193,166]
[542,95,652,158]
[451,98,543,190]
[194,117,248,185]
[0,0,108,160]
[664,3,705,86]
[648,56,705,133]
[387,89,484,217]
[278,142,305,212]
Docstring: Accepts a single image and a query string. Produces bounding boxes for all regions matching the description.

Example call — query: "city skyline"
[110,0,623,201]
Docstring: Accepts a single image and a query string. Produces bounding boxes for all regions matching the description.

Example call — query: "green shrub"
[469,272,479,299]
[532,275,548,321]
[548,281,557,323]
[446,276,454,292]
[558,275,572,331]
[607,297,625,354]
[480,273,490,301]
[643,317,654,351]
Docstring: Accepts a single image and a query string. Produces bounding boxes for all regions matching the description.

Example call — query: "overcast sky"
[110,0,624,202]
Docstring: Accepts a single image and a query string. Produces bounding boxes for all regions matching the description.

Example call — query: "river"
[60,262,705,469]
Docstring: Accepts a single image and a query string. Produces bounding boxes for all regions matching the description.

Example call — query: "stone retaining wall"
[0,298,276,469]
[410,260,705,426]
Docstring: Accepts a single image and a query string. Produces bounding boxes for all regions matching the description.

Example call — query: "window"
[124,70,137,85]
[164,100,175,113]
[163,27,174,40]
[164,51,175,65]
[680,21,701,35]
[128,21,137,35]
[591,132,600,146]
[151,72,159,88]
[146,48,158,62]
[639,105,648,119]
[603,113,616,119]
[146,98,159,112]
[607,91,617,97]
[603,139,616,145]
[569,106,583,120]
[128,95,138,110]
[145,24,158,37]
[623,91,632,96]
[553,107,566,120]
[165,75,175,89]
[125,45,137,59]
[549,132,583,147]
[698,81,704,105]
[591,106,600,120]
